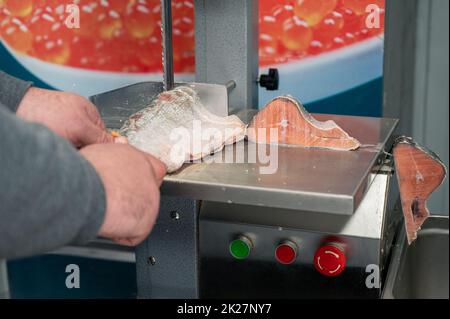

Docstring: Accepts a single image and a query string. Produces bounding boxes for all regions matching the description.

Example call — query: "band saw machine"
[89,0,445,299]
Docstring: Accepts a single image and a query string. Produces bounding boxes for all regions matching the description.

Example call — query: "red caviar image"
[0,0,384,73]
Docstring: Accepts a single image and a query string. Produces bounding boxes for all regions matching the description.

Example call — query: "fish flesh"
[120,91,359,173]
[247,96,360,151]
[119,86,246,172]
[393,137,447,244]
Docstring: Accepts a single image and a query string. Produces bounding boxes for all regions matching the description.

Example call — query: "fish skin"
[247,96,361,151]
[120,86,246,173]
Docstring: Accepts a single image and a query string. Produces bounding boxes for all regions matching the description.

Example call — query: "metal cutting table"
[163,115,397,215]
[94,84,397,216]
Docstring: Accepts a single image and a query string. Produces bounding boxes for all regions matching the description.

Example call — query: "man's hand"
[17,87,113,147]
[80,143,167,246]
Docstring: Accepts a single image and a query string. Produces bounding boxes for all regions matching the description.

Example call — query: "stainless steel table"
[93,83,398,215]
[163,115,398,215]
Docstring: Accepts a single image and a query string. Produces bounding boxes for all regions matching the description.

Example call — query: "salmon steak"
[247,96,360,151]
[119,86,246,173]
[393,137,447,244]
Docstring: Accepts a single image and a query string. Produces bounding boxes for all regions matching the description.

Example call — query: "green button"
[229,236,252,260]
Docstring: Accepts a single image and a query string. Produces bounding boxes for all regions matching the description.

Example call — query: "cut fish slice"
[393,137,447,244]
[119,86,246,173]
[247,96,361,151]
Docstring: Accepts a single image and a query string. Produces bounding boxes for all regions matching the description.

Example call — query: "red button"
[314,243,346,276]
[275,241,297,265]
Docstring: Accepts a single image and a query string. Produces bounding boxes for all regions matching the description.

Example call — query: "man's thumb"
[145,155,167,184]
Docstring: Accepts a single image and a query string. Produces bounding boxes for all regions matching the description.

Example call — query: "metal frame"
[195,0,259,114]
[383,0,418,135]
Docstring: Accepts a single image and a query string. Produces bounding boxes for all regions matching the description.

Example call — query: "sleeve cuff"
[0,71,33,112]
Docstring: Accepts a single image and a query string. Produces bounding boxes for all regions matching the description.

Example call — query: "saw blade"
[161,0,174,91]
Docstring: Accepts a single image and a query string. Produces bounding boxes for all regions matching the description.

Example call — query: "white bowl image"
[259,36,384,105]
[2,36,383,104]
[1,40,194,97]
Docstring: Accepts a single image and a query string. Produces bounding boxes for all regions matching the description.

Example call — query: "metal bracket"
[195,0,259,113]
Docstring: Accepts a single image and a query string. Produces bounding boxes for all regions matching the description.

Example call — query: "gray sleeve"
[0,104,106,260]
[0,71,33,112]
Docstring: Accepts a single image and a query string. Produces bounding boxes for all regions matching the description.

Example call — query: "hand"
[80,143,167,246]
[17,87,114,147]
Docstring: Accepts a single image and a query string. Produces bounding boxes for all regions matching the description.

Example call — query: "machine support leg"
[136,197,200,298]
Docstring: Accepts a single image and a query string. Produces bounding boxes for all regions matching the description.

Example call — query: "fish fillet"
[119,86,246,172]
[247,96,360,151]
[393,137,447,244]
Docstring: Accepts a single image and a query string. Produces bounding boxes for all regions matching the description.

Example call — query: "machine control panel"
[228,234,348,276]
[313,242,347,277]
[201,220,382,298]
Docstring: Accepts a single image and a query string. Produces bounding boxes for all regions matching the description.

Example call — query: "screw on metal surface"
[148,256,157,266]
[170,211,180,220]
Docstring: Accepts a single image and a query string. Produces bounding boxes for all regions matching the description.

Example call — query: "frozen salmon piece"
[247,96,360,150]
[119,86,246,173]
[393,137,447,244]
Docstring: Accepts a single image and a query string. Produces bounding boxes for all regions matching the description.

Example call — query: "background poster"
[1,0,385,116]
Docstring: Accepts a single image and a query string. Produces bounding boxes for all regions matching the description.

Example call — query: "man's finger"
[95,117,107,130]
[113,237,143,247]
[79,123,115,146]
[82,98,106,130]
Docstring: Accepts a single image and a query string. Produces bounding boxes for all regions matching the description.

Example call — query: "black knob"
[259,68,279,91]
